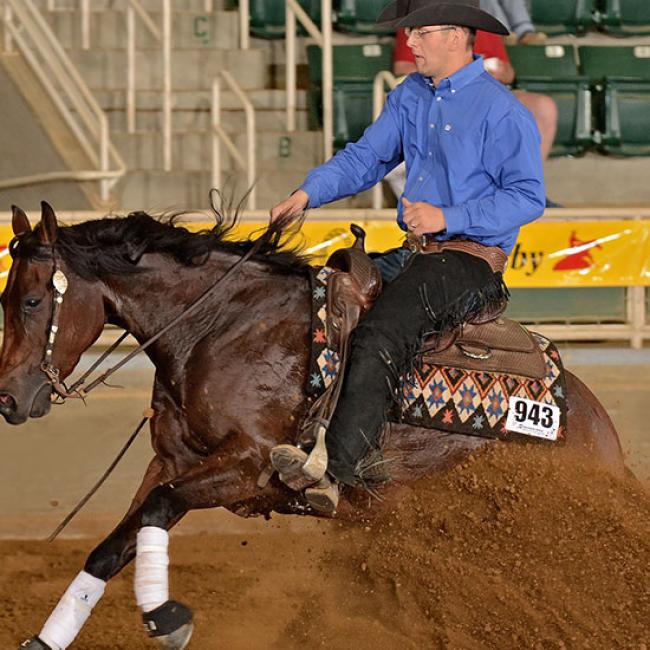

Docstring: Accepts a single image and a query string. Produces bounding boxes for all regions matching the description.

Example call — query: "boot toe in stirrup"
[270,445,318,491]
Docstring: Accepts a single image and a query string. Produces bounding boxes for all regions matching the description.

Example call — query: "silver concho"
[52,270,69,295]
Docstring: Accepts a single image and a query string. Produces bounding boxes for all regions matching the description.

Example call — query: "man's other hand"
[270,190,309,224]
[402,197,446,236]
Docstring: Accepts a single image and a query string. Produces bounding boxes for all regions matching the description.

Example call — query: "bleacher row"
[245,0,650,38]
[243,1,650,155]
[306,43,650,156]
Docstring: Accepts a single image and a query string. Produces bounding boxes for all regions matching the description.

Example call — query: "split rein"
[41,232,271,404]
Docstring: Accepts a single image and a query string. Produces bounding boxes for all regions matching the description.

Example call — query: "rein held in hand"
[41,228,273,403]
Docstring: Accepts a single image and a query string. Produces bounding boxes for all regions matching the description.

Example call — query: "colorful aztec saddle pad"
[307,267,568,443]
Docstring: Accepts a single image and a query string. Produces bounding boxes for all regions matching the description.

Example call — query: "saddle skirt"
[307,265,568,444]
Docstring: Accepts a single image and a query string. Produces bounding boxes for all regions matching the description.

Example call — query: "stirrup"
[305,476,339,515]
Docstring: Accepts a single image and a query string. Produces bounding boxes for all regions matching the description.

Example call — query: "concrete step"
[87,87,308,132]
[34,0,231,12]
[42,9,239,51]
[68,47,268,91]
[93,88,308,111]
[106,105,309,133]
[113,168,374,212]
[111,129,322,172]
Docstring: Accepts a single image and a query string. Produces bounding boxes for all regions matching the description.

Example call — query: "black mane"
[11,204,310,281]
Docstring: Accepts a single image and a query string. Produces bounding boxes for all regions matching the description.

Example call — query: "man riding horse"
[269,0,545,513]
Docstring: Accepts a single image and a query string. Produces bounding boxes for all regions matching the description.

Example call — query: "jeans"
[372,247,413,284]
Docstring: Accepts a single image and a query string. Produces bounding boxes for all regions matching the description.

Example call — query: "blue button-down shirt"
[301,56,545,254]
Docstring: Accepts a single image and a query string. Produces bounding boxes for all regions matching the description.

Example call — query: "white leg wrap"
[39,570,106,650]
[134,526,169,613]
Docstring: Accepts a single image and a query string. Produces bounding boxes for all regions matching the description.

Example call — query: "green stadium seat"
[507,45,593,156]
[307,43,393,148]
[335,0,395,34]
[579,45,650,155]
[579,45,650,81]
[248,0,321,39]
[529,0,596,35]
[600,0,650,36]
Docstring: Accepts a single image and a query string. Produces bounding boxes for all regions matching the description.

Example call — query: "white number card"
[505,396,560,441]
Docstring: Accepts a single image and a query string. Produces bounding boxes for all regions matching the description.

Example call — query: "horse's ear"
[39,201,58,245]
[11,205,31,236]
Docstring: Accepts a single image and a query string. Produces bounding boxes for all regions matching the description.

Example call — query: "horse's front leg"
[20,455,272,650]
[17,454,178,650]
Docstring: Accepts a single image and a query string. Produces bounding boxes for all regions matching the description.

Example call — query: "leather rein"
[40,233,270,404]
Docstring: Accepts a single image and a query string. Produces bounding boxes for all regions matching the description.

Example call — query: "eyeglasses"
[405,26,456,39]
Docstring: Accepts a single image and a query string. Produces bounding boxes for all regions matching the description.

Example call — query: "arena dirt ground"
[1,350,649,649]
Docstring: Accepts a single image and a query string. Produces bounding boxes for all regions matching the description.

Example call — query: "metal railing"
[126,0,172,171]
[286,0,332,161]
[1,0,125,201]
[372,70,399,209]
[211,71,257,210]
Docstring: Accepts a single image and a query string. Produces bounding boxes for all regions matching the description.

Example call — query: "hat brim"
[377,2,510,36]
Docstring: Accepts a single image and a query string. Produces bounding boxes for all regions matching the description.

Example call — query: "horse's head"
[0,203,106,424]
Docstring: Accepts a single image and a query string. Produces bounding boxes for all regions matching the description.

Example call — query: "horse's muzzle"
[0,382,52,424]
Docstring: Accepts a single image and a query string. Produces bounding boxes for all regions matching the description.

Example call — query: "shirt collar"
[426,55,485,95]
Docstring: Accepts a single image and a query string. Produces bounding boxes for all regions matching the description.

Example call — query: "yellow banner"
[0,219,648,289]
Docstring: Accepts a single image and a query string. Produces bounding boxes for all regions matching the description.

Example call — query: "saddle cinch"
[324,225,546,381]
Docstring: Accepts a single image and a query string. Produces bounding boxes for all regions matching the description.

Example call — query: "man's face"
[406,25,458,79]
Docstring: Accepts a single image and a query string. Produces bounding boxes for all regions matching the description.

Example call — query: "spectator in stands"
[267,0,545,513]
[481,0,546,44]
[391,26,559,205]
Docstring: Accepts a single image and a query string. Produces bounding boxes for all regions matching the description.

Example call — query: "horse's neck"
[104,252,310,370]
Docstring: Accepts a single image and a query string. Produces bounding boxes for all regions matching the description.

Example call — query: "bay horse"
[0,202,625,649]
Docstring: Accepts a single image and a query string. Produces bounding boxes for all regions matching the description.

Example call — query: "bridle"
[38,228,273,404]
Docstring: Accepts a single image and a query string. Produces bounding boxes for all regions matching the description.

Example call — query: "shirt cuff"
[300,179,321,209]
[441,205,467,236]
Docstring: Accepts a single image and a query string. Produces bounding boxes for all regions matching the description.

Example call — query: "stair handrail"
[211,71,257,210]
[372,70,400,209]
[1,0,125,202]
[286,0,332,162]
[126,0,172,171]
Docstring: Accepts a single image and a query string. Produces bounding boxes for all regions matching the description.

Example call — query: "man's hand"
[270,189,309,224]
[401,197,446,237]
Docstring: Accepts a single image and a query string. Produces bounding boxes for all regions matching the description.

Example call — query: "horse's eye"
[24,297,42,310]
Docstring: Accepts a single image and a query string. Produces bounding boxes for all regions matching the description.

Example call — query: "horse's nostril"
[0,392,16,410]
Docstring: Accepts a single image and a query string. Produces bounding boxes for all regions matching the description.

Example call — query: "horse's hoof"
[143,600,193,650]
[18,637,52,650]
[153,622,194,650]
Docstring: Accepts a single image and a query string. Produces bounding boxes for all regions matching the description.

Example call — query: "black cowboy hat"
[377,0,509,36]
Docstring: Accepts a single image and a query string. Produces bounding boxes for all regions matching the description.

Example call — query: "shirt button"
[428,151,432,156]
[444,124,452,132]
[429,123,435,129]
[418,176,424,181]
[436,96,442,102]
[451,89,456,94]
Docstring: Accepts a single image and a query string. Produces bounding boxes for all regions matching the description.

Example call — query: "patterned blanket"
[307,267,568,443]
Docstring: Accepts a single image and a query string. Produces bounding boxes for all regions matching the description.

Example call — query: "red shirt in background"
[394,28,510,65]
